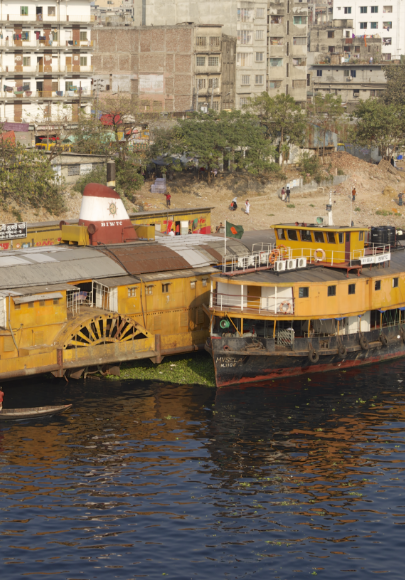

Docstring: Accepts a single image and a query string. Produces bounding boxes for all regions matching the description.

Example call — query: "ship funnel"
[78,183,138,245]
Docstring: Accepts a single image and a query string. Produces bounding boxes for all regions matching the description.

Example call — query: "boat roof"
[271,224,369,232]
[212,248,405,284]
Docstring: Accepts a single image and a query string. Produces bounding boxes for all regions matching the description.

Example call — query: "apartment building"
[0,0,93,125]
[268,0,308,104]
[93,23,236,112]
[332,0,404,61]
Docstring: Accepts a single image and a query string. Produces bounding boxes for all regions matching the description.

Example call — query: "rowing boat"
[0,404,72,421]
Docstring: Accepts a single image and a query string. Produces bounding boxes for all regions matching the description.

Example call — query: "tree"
[307,93,345,161]
[351,99,405,160]
[382,63,405,106]
[245,92,307,165]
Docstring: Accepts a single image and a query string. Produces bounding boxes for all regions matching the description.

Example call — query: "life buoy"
[269,249,279,265]
[360,336,369,351]
[279,301,292,314]
[308,349,319,363]
[314,248,326,262]
[277,245,288,259]
[380,333,388,346]
[338,344,347,357]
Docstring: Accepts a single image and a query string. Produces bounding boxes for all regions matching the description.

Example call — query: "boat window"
[39,300,45,306]
[202,278,208,287]
[53,298,59,305]
[162,283,170,293]
[375,280,381,291]
[301,229,312,242]
[28,302,34,308]
[393,277,399,288]
[190,281,196,289]
[359,231,364,241]
[128,286,137,297]
[299,287,309,298]
[14,303,21,310]
[348,283,355,295]
[328,285,336,296]
[277,228,286,240]
[146,286,153,295]
[338,232,344,243]
[314,231,325,243]
[326,232,336,244]
[287,229,299,241]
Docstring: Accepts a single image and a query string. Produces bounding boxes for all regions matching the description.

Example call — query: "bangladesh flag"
[226,221,244,239]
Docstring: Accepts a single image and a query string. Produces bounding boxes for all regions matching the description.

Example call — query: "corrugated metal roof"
[99,244,191,275]
[8,283,80,295]
[96,275,141,288]
[174,249,212,267]
[21,253,58,263]
[14,292,63,305]
[0,256,31,267]
[139,266,217,282]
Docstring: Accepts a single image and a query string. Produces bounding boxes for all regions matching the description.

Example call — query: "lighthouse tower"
[78,183,138,245]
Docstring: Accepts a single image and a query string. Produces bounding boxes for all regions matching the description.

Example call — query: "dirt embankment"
[2,151,405,231]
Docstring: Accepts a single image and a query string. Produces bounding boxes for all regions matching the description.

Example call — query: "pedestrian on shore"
[281,187,285,201]
[286,186,290,203]
[0,388,3,411]
[168,228,175,237]
[245,200,250,214]
[352,187,356,202]
[188,228,192,234]
[165,192,171,208]
[215,222,223,233]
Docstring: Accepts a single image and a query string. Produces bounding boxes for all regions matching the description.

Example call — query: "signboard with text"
[0,222,27,240]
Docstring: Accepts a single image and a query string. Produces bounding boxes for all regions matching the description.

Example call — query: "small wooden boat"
[0,404,72,421]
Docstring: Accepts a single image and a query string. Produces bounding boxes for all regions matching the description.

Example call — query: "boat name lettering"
[215,356,245,368]
[360,253,391,265]
[101,221,123,227]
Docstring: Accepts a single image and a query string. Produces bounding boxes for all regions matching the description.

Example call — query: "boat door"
[247,285,261,310]
[345,232,350,262]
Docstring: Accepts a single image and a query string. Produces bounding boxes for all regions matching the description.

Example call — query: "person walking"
[245,200,250,215]
[281,187,285,201]
[286,186,290,203]
[165,192,171,208]
[352,187,356,203]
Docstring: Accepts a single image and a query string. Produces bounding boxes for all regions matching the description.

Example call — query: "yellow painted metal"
[134,225,155,240]
[61,225,90,246]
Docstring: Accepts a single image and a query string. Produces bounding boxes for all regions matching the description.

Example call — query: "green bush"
[354,207,361,212]
[337,168,345,176]
[376,209,393,216]
[73,166,106,195]
[287,203,295,208]
[298,152,322,184]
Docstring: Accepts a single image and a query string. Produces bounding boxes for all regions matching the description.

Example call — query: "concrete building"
[333,0,403,61]
[92,23,236,112]
[268,0,308,104]
[0,0,93,125]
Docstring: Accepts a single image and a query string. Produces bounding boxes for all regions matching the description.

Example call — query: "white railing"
[0,40,93,49]
[212,292,294,315]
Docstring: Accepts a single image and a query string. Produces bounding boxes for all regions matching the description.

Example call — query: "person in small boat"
[0,388,3,411]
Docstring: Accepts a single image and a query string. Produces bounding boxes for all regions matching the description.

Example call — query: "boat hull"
[0,404,72,421]
[210,325,405,388]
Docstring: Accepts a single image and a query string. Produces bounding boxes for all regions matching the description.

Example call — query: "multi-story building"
[268,0,308,104]
[93,23,236,112]
[0,0,93,125]
[332,0,404,61]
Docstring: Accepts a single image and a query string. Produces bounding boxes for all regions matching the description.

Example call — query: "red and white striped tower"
[79,183,138,245]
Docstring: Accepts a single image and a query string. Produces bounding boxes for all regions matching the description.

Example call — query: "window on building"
[344,7,352,13]
[238,29,252,44]
[197,78,206,90]
[360,22,367,29]
[371,6,378,12]
[209,36,220,46]
[208,56,219,66]
[237,8,252,22]
[317,69,322,76]
[270,37,283,45]
[80,57,87,66]
[375,280,381,290]
[271,15,282,24]
[162,283,170,293]
[344,69,350,77]
[292,79,306,88]
[371,22,378,29]
[346,30,350,37]
[256,7,265,18]
[355,45,361,53]
[208,78,218,88]
[65,81,74,91]
[196,36,206,46]
[212,100,219,110]
[329,46,335,53]
[393,277,399,288]
[370,89,376,96]
[299,287,309,298]
[241,75,250,85]
[270,58,283,67]
[23,56,30,66]
[351,69,357,77]
[348,283,356,295]
[328,30,335,38]
[293,15,307,24]
[360,6,367,13]
[383,21,392,29]
[255,75,264,84]
[68,164,80,176]
[328,285,336,297]
[293,37,306,45]
[255,29,264,40]
[353,89,360,97]
[80,31,87,41]
[383,6,393,13]
[48,6,55,15]
[269,80,282,89]
[20,6,28,15]
[382,53,392,60]
[196,56,205,66]
[384,37,392,45]
[237,52,252,66]
[255,52,264,61]
[286,62,289,77]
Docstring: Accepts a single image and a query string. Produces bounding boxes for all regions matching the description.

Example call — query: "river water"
[1,361,405,579]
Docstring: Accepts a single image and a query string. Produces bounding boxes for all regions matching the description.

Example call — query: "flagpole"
[224,219,227,273]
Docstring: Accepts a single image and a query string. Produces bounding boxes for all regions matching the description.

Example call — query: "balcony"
[211,291,295,316]
[0,39,94,51]
[1,14,95,25]
[0,89,93,99]
[1,64,94,75]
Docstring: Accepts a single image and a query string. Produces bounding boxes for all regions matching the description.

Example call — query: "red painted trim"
[82,183,120,199]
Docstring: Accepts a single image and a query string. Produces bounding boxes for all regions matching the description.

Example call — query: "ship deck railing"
[210,291,295,315]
